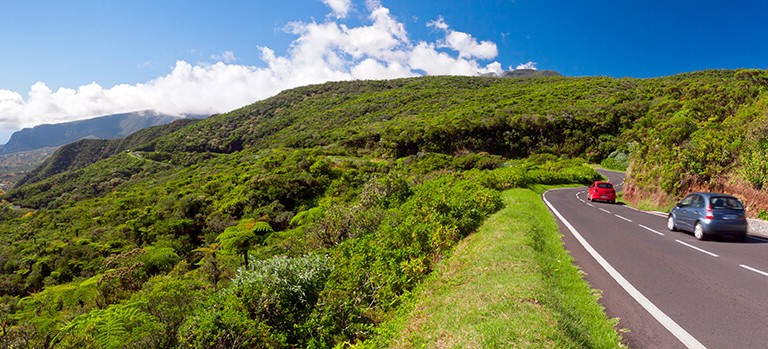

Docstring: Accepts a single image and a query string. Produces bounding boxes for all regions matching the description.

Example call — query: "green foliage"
[600,150,629,171]
[626,70,768,199]
[737,93,768,189]
[314,174,503,344]
[139,246,181,276]
[52,301,161,349]
[217,219,274,268]
[463,157,601,190]
[178,254,331,348]
[131,262,212,347]
[12,280,100,346]
[741,141,768,190]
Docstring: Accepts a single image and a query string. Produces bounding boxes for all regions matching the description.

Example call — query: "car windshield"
[710,197,744,210]
[597,183,613,189]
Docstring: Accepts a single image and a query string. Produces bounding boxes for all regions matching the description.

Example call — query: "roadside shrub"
[450,152,505,170]
[315,174,502,344]
[465,161,600,190]
[467,167,532,189]
[741,141,768,190]
[600,150,629,171]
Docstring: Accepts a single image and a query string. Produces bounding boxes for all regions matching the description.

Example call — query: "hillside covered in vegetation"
[0,70,766,348]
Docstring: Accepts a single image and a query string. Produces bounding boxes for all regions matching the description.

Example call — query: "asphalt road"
[543,170,768,349]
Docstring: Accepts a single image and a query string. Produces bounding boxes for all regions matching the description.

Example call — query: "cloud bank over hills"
[0,0,533,133]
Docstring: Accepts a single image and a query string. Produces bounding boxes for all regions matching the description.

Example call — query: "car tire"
[667,215,677,231]
[736,233,747,242]
[694,222,706,240]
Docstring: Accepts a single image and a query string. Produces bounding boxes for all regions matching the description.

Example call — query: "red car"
[587,181,616,203]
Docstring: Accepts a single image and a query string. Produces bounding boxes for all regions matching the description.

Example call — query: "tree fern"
[217,219,273,268]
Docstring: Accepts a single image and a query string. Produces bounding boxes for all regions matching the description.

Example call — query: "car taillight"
[705,205,714,221]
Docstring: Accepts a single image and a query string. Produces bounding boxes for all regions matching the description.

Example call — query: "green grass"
[362,188,624,348]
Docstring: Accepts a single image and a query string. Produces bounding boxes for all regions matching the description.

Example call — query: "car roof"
[689,192,738,199]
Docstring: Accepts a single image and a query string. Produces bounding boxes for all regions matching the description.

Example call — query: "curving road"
[543,170,768,349]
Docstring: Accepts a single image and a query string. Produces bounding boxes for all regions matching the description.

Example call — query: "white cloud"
[351,58,415,79]
[427,17,449,31]
[0,1,508,132]
[323,0,352,18]
[211,51,237,63]
[428,17,497,59]
[515,61,538,70]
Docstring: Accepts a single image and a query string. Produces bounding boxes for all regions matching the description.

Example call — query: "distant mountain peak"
[0,110,205,154]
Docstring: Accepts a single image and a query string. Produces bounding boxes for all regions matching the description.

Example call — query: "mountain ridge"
[0,110,203,155]
[13,118,201,188]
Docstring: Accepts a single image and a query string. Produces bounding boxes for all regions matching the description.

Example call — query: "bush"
[600,150,629,171]
[178,254,331,348]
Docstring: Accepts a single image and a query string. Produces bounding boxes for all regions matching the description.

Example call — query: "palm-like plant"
[216,219,273,268]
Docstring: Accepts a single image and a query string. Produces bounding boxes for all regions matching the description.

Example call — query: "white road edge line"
[543,191,707,349]
[739,264,768,277]
[639,224,665,236]
[675,240,719,257]
[615,214,632,222]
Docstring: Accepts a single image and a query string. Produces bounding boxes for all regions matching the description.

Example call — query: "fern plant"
[51,301,160,349]
[216,219,273,268]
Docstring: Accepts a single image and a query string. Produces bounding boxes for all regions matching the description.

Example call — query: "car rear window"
[710,197,744,210]
[597,183,613,189]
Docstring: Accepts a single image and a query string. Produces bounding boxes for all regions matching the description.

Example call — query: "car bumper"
[702,220,748,236]
[593,195,615,202]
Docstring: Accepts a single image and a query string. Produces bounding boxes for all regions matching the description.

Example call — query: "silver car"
[667,192,748,241]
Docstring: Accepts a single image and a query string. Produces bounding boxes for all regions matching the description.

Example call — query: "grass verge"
[361,188,624,348]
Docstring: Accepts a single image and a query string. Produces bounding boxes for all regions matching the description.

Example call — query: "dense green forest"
[0,70,766,348]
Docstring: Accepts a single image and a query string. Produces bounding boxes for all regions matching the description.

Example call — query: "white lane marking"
[615,214,632,222]
[628,206,667,217]
[543,191,707,349]
[639,224,666,236]
[740,264,768,277]
[586,203,595,207]
[675,240,719,258]
[599,208,611,214]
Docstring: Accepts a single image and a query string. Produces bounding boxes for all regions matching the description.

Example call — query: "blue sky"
[0,0,766,143]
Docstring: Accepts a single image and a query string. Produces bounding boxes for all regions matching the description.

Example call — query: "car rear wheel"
[694,222,706,240]
[667,216,677,231]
